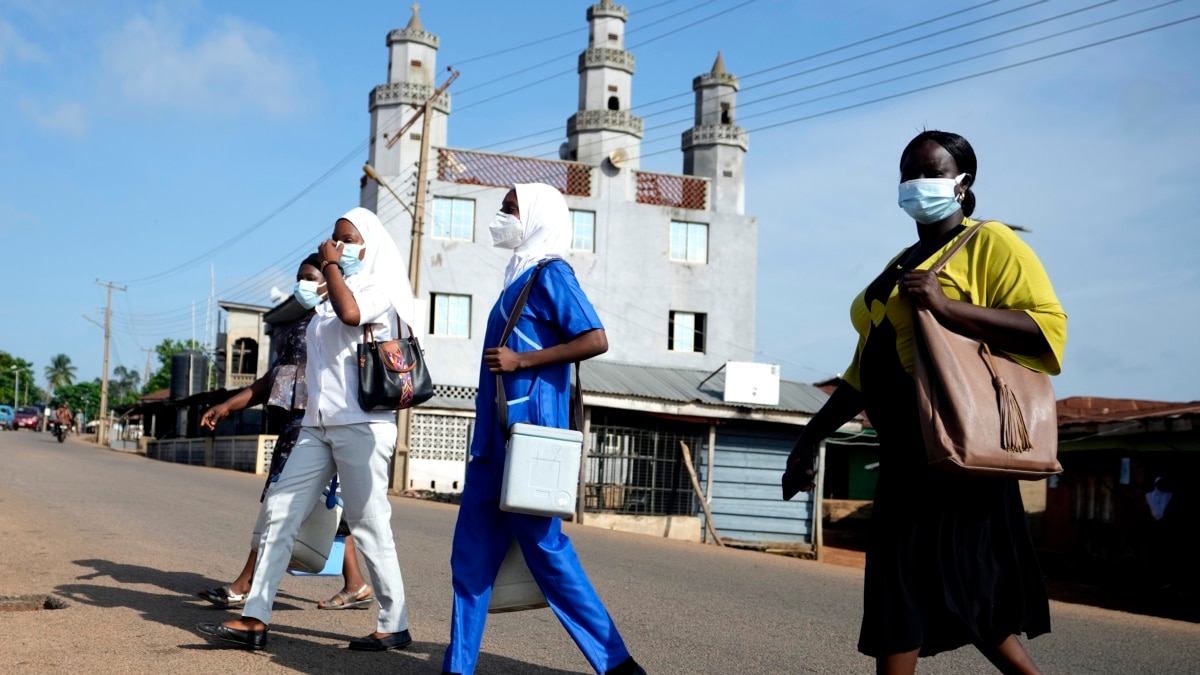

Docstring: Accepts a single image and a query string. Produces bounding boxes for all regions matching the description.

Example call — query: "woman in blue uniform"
[442,183,645,675]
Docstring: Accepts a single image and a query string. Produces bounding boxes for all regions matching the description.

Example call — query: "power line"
[449,0,691,66]
[622,12,1200,165]
[468,0,1006,154]
[452,0,761,114]
[107,0,999,291]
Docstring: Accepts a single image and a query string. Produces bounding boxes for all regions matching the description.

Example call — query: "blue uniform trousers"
[442,456,630,674]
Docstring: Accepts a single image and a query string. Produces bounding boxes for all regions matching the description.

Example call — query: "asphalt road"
[1,431,1198,674]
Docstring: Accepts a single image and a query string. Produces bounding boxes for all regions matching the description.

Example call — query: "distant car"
[12,406,42,431]
[0,405,13,430]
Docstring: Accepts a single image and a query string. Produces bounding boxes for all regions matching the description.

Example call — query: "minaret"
[682,52,748,214]
[564,0,643,168]
[363,4,450,209]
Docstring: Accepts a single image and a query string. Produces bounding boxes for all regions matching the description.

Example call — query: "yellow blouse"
[842,219,1067,391]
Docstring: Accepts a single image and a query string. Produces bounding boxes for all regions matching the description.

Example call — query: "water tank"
[170,351,209,401]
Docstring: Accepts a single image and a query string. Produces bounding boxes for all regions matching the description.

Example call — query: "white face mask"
[489,212,525,249]
[293,280,325,309]
[897,173,967,224]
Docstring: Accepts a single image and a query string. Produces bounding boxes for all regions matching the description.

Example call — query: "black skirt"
[856,317,1050,657]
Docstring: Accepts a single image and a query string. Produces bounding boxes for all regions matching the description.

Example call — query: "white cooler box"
[500,423,582,518]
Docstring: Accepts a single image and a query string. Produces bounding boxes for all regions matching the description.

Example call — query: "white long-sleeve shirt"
[302,274,398,428]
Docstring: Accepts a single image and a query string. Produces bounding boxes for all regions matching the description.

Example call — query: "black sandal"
[197,585,248,608]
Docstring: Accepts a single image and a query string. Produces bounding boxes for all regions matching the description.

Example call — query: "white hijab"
[1146,476,1173,521]
[337,207,417,329]
[503,183,572,288]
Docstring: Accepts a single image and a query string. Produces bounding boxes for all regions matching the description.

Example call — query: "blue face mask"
[293,280,324,309]
[339,243,365,277]
[897,173,966,224]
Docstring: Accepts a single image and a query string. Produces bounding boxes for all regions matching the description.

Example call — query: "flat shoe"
[318,584,373,610]
[196,622,267,650]
[197,585,248,608]
[348,629,412,651]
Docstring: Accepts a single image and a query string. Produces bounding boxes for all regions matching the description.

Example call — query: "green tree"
[143,338,204,395]
[43,353,77,400]
[109,365,142,408]
[0,351,36,408]
[54,380,102,419]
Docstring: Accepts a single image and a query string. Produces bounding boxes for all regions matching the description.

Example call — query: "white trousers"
[243,422,409,633]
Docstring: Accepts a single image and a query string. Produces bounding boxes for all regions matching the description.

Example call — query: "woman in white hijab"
[441,184,644,675]
[198,207,417,652]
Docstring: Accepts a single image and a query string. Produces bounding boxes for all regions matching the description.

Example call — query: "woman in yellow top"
[784,130,1066,675]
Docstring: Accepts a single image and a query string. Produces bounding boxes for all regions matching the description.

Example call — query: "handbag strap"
[925,219,996,274]
[362,310,413,345]
[495,259,583,439]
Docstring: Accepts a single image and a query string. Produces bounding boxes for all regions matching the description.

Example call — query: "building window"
[231,338,258,375]
[720,101,732,124]
[570,210,595,252]
[668,311,706,353]
[432,197,475,241]
[431,294,471,338]
[608,96,620,111]
[669,221,708,263]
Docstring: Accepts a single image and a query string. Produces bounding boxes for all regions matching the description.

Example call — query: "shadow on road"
[59,559,586,673]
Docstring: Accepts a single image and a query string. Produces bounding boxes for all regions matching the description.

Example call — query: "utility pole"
[369,67,457,493]
[95,280,127,445]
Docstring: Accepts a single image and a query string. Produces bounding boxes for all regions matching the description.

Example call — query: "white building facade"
[360,2,762,494]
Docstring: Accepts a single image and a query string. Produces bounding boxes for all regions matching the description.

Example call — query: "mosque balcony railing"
[370,81,451,114]
[436,148,593,197]
[227,373,256,389]
[634,170,709,211]
[682,124,748,152]
[567,110,644,138]
[579,47,635,75]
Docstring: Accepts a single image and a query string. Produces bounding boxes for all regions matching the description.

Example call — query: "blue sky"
[1,0,1197,402]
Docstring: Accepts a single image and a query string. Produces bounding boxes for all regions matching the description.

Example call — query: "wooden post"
[680,441,723,546]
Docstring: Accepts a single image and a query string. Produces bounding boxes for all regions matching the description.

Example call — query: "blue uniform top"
[472,260,603,458]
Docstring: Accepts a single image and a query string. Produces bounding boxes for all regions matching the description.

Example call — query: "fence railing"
[437,148,593,196]
[634,170,708,210]
[583,425,704,517]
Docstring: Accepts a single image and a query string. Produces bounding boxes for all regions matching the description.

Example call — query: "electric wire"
[467,0,1006,153]
[106,2,1191,333]
[449,0,691,66]
[452,0,762,112]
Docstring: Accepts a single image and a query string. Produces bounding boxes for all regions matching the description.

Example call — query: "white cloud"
[0,17,44,65]
[18,98,88,136]
[99,9,304,117]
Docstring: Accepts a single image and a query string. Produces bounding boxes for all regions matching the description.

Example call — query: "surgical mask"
[293,280,324,309]
[489,212,525,249]
[339,243,365,276]
[897,173,967,224]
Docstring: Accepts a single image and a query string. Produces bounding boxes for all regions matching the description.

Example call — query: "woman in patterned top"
[195,253,374,611]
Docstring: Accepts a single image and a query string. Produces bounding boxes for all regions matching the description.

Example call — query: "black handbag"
[357,315,433,411]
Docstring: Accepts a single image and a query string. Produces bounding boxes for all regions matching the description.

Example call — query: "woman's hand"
[782,436,819,499]
[899,269,948,315]
[201,403,231,430]
[485,347,523,373]
[318,239,342,264]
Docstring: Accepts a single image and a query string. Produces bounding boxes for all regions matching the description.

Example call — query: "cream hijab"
[335,207,416,329]
[503,183,573,288]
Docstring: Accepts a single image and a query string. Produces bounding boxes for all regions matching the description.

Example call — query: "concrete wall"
[372,167,757,389]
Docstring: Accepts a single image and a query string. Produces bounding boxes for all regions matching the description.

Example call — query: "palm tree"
[44,354,76,400]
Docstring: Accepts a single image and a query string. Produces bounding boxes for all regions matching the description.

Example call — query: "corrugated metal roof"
[581,360,827,414]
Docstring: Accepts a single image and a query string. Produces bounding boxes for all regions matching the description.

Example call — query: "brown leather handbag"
[912,221,1062,480]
